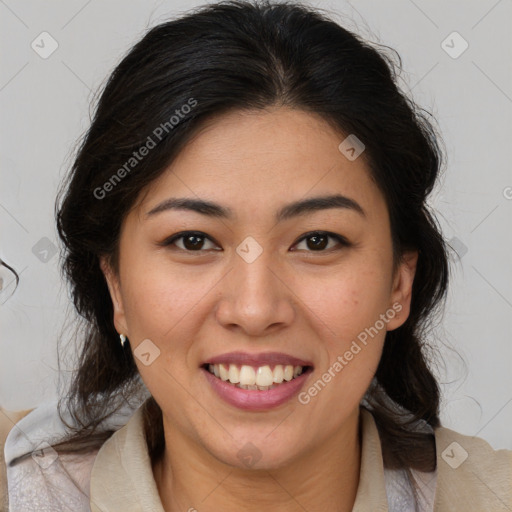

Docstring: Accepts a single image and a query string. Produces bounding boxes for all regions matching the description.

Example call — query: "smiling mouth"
[201,363,314,391]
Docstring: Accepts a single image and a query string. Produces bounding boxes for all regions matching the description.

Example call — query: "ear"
[99,256,129,336]
[386,250,418,331]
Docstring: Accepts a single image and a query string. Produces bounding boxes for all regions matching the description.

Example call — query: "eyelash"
[158,230,351,254]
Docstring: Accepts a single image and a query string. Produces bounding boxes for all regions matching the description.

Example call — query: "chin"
[206,434,304,472]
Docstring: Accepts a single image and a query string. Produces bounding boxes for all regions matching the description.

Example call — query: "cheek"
[120,265,205,397]
[302,264,391,337]
[120,255,209,338]
[298,265,390,386]
[292,270,389,434]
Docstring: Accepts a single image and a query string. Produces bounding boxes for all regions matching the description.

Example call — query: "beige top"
[88,405,512,512]
[3,402,512,511]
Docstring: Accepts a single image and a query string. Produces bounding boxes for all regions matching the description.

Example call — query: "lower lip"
[201,367,313,411]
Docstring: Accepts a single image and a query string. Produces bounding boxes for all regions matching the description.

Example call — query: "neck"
[153,409,362,512]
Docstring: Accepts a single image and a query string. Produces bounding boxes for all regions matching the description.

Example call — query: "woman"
[2,1,511,511]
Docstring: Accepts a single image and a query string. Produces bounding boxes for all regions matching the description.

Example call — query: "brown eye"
[159,231,220,252]
[292,231,350,252]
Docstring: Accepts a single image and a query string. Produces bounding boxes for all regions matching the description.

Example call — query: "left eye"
[292,231,349,252]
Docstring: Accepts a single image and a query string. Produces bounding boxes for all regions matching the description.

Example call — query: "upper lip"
[202,351,313,368]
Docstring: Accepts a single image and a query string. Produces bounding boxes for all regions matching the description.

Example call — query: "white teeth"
[255,365,274,387]
[239,365,256,386]
[273,365,284,383]
[207,363,306,388]
[228,364,240,383]
[219,363,229,381]
[283,365,294,381]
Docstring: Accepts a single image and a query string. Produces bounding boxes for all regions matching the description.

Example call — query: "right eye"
[158,231,221,252]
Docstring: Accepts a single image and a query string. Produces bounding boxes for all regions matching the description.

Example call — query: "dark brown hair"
[48,0,448,501]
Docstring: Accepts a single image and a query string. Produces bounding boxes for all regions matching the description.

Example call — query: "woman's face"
[102,107,417,470]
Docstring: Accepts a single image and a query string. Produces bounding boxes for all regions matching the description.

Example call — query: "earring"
[120,334,128,348]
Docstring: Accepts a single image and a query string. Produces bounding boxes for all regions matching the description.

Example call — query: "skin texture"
[101,107,418,512]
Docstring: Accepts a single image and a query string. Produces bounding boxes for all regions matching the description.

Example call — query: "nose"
[214,245,295,336]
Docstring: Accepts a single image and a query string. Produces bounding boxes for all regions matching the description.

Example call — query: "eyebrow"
[146,194,366,222]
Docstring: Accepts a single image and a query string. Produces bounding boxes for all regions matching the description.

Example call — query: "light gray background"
[1,0,511,449]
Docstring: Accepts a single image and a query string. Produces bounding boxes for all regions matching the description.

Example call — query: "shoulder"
[1,407,34,511]
[2,400,140,512]
[434,425,512,511]
[0,407,34,461]
[6,446,99,512]
[2,402,98,512]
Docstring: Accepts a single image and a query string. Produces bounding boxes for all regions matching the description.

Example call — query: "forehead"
[134,107,385,223]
